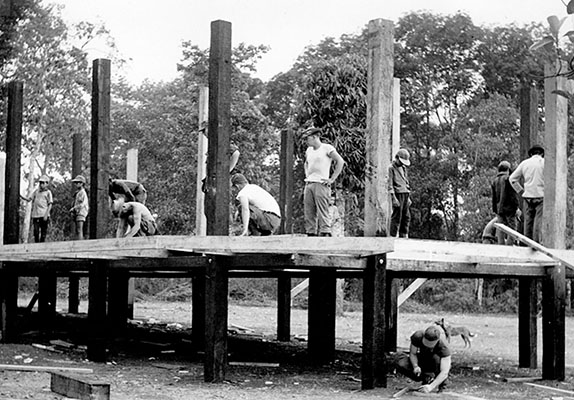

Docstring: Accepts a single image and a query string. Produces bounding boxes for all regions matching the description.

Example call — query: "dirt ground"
[1,301,574,399]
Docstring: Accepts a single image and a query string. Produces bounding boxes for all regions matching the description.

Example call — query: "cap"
[396,148,411,166]
[422,326,441,348]
[301,127,321,139]
[72,174,86,184]
[38,175,50,183]
[498,161,511,171]
[528,144,544,156]
[231,173,248,186]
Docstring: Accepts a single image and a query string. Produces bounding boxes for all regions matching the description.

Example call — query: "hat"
[528,144,544,156]
[498,161,511,171]
[38,175,50,183]
[231,173,248,186]
[422,326,441,348]
[396,148,411,166]
[72,174,86,184]
[302,127,321,139]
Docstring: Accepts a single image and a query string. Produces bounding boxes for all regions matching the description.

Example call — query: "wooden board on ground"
[50,372,109,400]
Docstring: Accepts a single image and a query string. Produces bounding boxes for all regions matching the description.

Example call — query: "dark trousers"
[390,193,411,238]
[523,198,543,243]
[248,205,281,236]
[32,217,49,242]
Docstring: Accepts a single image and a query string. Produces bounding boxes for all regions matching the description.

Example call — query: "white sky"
[46,0,566,84]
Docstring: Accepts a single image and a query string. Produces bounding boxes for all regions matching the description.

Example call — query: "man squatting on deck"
[231,173,281,236]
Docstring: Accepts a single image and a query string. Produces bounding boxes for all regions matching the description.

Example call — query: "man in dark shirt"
[109,178,147,204]
[388,148,412,238]
[491,161,519,245]
[394,325,452,393]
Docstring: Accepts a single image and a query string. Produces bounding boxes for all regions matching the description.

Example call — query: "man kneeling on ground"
[394,325,451,393]
[231,173,281,236]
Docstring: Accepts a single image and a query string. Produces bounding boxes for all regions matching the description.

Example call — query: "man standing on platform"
[231,173,281,236]
[491,161,520,245]
[301,127,345,237]
[388,148,412,238]
[509,144,544,242]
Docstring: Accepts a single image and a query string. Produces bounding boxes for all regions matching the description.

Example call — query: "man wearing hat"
[394,325,452,393]
[388,148,412,238]
[231,173,281,236]
[491,161,519,245]
[109,176,147,204]
[301,127,345,236]
[70,175,89,240]
[509,144,544,242]
[22,175,53,242]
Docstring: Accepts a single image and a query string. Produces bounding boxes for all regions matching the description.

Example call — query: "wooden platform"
[0,235,571,388]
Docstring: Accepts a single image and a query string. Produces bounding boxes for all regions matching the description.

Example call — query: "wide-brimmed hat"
[301,127,321,139]
[422,326,441,348]
[396,148,411,166]
[72,174,86,184]
[38,175,50,183]
[498,160,511,171]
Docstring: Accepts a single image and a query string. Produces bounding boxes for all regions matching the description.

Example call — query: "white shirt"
[305,143,336,182]
[236,184,281,216]
[509,155,544,198]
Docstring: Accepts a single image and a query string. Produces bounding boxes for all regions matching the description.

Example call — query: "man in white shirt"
[302,127,345,236]
[231,174,281,236]
[509,144,544,242]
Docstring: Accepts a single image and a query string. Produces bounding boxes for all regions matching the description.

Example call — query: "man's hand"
[321,178,333,186]
[418,384,433,393]
[392,196,400,208]
[413,366,421,376]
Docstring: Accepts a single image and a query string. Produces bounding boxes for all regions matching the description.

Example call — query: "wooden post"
[364,19,394,237]
[518,84,539,369]
[204,255,228,382]
[68,132,83,313]
[204,20,232,383]
[196,86,208,236]
[361,254,387,389]
[87,59,111,362]
[38,273,57,333]
[205,21,231,236]
[308,269,336,363]
[385,277,399,352]
[277,128,294,341]
[1,81,23,343]
[391,78,400,157]
[125,148,138,319]
[89,59,111,239]
[0,152,5,243]
[541,62,567,381]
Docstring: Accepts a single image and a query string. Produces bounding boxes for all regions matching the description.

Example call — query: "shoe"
[307,233,317,236]
[319,232,332,237]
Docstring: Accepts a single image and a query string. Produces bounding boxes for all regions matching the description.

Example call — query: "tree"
[0,0,115,242]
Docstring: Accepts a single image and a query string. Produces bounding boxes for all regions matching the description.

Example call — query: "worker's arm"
[509,166,524,195]
[420,355,451,393]
[326,150,345,185]
[408,343,421,377]
[237,195,251,236]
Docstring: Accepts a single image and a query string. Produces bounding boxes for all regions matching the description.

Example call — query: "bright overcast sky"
[46,0,565,84]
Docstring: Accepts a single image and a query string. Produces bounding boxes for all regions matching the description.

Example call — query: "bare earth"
[1,300,573,399]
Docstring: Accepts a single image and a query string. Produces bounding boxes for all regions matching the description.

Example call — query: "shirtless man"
[113,199,158,238]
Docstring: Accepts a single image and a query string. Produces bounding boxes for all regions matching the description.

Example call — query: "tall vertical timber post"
[1,81,23,342]
[363,18,394,389]
[87,58,111,362]
[204,20,232,383]
[518,84,539,369]
[541,62,567,381]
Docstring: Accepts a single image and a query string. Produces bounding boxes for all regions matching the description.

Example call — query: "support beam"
[1,81,23,343]
[308,269,336,363]
[276,275,291,342]
[38,273,57,334]
[362,254,387,389]
[89,58,111,240]
[364,19,394,237]
[87,260,108,362]
[279,129,294,234]
[541,62,567,381]
[204,255,228,382]
[195,86,209,236]
[385,277,399,352]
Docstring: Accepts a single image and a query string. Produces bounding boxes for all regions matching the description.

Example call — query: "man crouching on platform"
[394,325,451,393]
[231,173,281,236]
[112,198,158,238]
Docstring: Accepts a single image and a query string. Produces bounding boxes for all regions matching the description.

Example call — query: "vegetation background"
[2,0,574,313]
